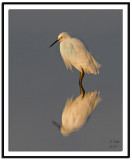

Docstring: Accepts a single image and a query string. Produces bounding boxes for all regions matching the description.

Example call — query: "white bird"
[50,32,101,84]
[53,90,101,136]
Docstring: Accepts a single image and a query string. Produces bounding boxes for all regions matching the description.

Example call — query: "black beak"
[49,39,59,48]
[52,121,61,130]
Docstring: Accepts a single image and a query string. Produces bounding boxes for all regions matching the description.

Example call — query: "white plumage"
[59,32,100,74]
[50,32,100,83]
[60,91,101,136]
[50,33,101,136]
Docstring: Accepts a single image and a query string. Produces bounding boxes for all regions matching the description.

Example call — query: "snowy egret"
[53,90,101,136]
[50,32,101,84]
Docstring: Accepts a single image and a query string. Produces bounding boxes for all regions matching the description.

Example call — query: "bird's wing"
[89,53,101,70]
[71,38,101,74]
[71,38,87,52]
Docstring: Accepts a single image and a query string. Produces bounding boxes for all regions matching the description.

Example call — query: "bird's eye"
[58,37,63,41]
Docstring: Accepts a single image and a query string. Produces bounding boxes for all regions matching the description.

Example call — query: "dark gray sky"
[9,9,122,151]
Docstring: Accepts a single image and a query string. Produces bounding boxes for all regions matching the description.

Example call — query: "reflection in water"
[53,84,101,136]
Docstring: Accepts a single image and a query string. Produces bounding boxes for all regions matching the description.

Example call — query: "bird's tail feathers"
[90,54,101,70]
[92,92,101,110]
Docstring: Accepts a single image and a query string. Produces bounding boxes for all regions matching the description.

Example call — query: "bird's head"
[50,32,71,47]
[58,32,71,42]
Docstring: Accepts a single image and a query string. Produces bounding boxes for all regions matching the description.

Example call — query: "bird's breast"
[60,41,73,55]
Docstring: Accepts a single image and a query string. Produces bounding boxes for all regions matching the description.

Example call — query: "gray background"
[9,9,122,151]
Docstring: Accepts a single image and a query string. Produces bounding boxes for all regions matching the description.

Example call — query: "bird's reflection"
[52,84,101,136]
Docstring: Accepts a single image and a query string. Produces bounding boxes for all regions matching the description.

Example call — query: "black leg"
[79,69,85,96]
[79,69,85,85]
[80,82,85,97]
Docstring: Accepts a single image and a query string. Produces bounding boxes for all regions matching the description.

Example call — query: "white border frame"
[3,3,128,157]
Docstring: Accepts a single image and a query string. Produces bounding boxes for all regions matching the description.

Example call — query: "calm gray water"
[9,10,122,151]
